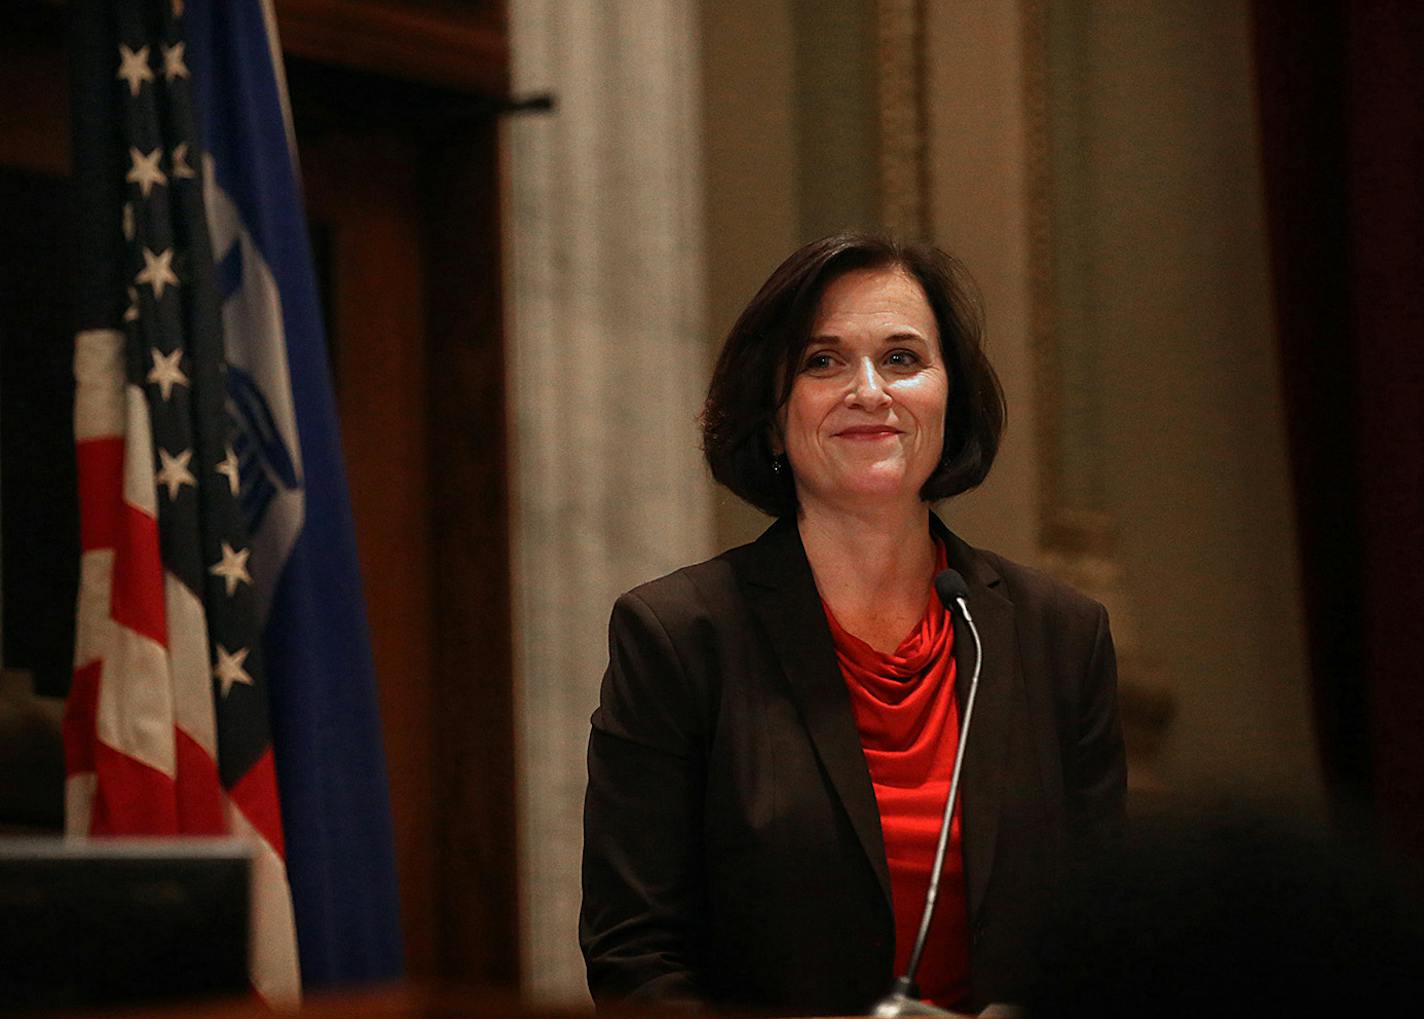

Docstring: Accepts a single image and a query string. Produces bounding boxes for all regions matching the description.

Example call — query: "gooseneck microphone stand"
[871,570,983,1018]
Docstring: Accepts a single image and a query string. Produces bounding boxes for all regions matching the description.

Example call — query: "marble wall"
[505,0,713,1000]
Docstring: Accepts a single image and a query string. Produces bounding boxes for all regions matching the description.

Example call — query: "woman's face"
[776,267,948,514]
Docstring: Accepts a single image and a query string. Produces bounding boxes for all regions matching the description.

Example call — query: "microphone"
[934,569,970,609]
[871,569,984,1018]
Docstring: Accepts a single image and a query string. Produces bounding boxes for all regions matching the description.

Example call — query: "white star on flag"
[155,447,197,501]
[116,44,154,97]
[171,142,197,180]
[147,347,189,400]
[124,286,140,323]
[161,42,189,82]
[213,644,253,698]
[216,446,241,496]
[209,541,253,597]
[126,147,168,198]
[135,246,178,299]
[122,202,135,241]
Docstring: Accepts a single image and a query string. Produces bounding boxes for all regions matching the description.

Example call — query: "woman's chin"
[812,469,927,508]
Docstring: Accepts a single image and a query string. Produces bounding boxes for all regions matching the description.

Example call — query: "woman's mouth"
[833,425,902,440]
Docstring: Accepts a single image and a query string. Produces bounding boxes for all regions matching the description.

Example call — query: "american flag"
[63,0,300,1004]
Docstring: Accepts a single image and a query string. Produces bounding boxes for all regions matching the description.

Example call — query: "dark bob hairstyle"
[701,232,1006,517]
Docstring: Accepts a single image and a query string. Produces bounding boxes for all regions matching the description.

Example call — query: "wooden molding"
[424,126,519,987]
[1020,0,1063,540]
[876,0,929,240]
[275,0,508,97]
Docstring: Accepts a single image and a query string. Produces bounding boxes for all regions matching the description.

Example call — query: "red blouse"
[822,544,971,1009]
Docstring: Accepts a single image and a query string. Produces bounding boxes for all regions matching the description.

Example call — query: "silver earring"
[771,455,785,475]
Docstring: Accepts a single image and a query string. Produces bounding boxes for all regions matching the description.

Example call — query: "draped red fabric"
[1253,0,1424,856]
[823,542,971,1008]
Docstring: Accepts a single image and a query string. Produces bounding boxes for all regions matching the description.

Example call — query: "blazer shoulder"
[616,543,752,640]
[973,545,1108,634]
[599,549,755,755]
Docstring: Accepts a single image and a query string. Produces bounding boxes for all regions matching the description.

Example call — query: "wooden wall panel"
[277,0,509,96]
[0,10,69,176]
[300,131,441,979]
[285,31,515,985]
[423,122,518,988]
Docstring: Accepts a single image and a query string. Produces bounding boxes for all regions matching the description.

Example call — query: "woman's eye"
[802,352,836,371]
[886,349,920,367]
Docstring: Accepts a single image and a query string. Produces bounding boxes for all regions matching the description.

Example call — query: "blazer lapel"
[731,518,894,910]
[940,521,1016,927]
[730,515,1019,925]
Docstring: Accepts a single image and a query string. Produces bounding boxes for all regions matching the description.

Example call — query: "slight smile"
[833,425,903,440]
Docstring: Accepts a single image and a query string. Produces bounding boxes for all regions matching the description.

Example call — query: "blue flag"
[184,0,404,987]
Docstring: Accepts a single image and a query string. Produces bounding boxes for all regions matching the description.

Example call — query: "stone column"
[505,0,713,1001]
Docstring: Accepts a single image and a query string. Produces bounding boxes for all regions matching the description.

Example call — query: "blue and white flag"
[184,0,404,987]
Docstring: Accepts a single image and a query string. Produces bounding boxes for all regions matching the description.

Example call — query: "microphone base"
[871,980,955,1017]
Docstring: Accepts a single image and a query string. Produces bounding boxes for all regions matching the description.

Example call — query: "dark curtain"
[1253,0,1424,857]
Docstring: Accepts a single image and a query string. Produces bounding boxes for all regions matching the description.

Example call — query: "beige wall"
[1048,0,1318,801]
[923,0,1042,566]
[923,0,1318,803]
[700,0,799,549]
[700,0,1321,805]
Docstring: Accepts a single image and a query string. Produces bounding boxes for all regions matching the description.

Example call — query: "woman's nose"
[845,358,892,409]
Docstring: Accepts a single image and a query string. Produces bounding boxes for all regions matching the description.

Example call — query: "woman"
[580,234,1126,1015]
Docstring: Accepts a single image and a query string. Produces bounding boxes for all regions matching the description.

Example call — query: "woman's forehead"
[811,267,937,338]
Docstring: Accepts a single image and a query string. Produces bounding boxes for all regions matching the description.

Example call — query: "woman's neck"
[797,496,937,652]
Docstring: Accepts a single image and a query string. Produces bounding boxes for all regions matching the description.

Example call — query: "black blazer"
[581,514,1126,1014]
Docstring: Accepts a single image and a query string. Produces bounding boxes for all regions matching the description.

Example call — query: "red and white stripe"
[64,327,301,1005]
